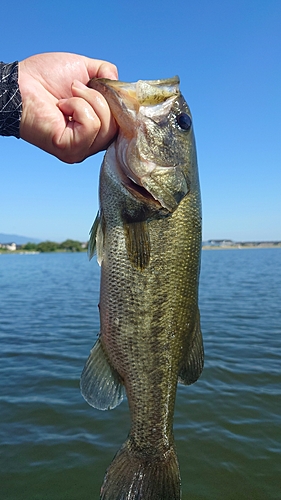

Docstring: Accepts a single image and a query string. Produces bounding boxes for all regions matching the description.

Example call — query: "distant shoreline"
[0,249,87,255]
[1,243,281,255]
[202,243,281,250]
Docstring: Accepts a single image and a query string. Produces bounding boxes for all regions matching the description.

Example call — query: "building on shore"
[0,242,17,251]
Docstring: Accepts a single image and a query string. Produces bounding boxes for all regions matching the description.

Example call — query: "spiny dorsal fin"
[80,338,125,410]
[124,221,150,270]
[88,212,105,265]
[178,309,204,385]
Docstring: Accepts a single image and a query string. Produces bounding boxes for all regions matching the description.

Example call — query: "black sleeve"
[0,61,22,138]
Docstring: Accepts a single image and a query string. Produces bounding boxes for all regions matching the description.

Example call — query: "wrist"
[0,61,22,138]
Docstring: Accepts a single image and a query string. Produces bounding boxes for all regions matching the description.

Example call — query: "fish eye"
[176,113,192,131]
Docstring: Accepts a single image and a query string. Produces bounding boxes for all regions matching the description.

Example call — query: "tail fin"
[100,440,181,500]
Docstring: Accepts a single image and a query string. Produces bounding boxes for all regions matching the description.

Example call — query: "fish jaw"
[113,136,189,212]
[140,165,189,212]
[88,77,191,212]
[88,76,180,115]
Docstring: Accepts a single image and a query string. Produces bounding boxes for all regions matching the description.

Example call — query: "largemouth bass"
[81,76,203,500]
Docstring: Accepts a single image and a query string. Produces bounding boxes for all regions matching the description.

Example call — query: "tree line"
[21,239,87,252]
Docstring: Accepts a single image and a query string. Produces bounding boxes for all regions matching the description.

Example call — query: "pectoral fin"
[80,338,125,410]
[178,309,204,385]
[124,221,150,270]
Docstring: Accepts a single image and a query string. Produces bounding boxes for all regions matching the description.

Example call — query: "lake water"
[0,249,280,500]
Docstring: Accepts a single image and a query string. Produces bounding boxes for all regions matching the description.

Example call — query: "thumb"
[84,57,118,80]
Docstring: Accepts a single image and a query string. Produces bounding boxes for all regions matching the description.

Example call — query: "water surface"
[0,249,280,499]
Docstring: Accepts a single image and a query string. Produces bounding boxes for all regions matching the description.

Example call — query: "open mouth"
[121,175,161,207]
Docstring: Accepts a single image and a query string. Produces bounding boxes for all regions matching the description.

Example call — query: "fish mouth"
[120,160,189,213]
[122,175,163,209]
[88,76,180,129]
[88,76,180,102]
[112,139,188,212]
[108,145,162,208]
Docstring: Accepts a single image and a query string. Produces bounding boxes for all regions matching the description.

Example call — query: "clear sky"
[1,0,280,242]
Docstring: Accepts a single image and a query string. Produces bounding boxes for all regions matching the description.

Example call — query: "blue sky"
[1,0,280,242]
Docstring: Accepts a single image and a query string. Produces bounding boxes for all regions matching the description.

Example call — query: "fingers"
[72,80,118,149]
[55,82,118,163]
[56,97,100,163]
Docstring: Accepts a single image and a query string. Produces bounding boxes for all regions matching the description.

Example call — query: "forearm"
[0,61,22,138]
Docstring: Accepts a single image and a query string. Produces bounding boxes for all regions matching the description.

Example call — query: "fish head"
[88,76,197,212]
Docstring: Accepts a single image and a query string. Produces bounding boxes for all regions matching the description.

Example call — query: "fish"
[80,76,203,500]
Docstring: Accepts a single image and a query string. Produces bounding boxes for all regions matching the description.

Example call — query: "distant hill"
[0,233,41,245]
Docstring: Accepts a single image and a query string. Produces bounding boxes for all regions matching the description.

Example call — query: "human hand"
[19,52,118,163]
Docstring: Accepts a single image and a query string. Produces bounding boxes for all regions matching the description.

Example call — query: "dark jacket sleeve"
[0,61,22,138]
